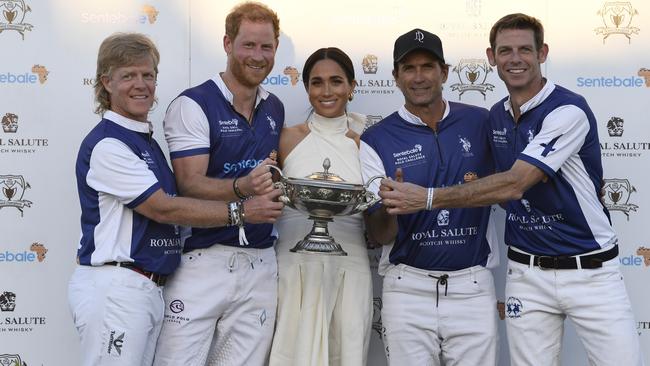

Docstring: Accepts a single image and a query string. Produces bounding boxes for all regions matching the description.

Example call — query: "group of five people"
[68,1,643,365]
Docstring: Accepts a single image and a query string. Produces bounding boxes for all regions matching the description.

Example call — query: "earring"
[348,92,354,101]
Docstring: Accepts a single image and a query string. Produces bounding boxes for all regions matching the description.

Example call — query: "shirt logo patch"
[540,135,562,157]
[458,136,474,157]
[392,144,426,168]
[267,115,278,135]
[437,209,450,226]
[218,118,243,137]
[492,127,508,146]
[527,129,535,143]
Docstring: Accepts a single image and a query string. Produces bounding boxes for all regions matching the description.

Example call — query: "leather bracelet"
[233,177,247,200]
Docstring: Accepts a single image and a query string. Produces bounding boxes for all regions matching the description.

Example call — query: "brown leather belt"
[105,261,167,286]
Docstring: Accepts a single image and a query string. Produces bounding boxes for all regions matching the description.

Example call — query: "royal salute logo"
[356,55,396,96]
[607,117,624,137]
[0,112,50,155]
[602,178,638,219]
[1,113,18,133]
[0,291,16,311]
[601,116,649,159]
[450,59,494,100]
[639,68,650,86]
[0,0,33,40]
[0,291,47,333]
[362,54,378,74]
[595,1,640,43]
[0,354,27,366]
[0,175,31,216]
[437,210,450,226]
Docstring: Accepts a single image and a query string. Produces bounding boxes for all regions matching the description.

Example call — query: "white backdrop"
[1,0,648,365]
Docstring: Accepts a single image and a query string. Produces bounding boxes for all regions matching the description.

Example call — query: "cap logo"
[414,30,424,43]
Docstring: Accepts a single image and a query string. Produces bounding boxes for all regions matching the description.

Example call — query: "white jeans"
[68,265,165,366]
[381,264,498,366]
[153,244,277,366]
[505,257,643,366]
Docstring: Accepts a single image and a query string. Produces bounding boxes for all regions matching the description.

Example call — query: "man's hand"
[239,158,277,197]
[379,178,428,215]
[242,188,284,224]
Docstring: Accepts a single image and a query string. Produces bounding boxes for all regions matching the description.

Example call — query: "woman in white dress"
[269,48,372,366]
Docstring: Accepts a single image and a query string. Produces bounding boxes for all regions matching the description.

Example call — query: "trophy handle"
[356,175,385,211]
[267,165,294,207]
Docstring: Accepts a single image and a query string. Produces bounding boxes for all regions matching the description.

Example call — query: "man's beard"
[228,57,272,88]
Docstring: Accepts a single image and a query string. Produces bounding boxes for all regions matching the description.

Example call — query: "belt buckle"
[536,255,558,270]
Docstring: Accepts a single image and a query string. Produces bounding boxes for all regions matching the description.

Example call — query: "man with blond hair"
[153,2,284,365]
[69,32,282,366]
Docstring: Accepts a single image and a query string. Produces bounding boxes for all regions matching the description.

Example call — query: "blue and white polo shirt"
[361,100,496,271]
[164,76,284,250]
[489,80,616,256]
[75,110,181,275]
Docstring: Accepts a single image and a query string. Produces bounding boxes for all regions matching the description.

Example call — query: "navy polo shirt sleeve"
[164,96,211,159]
[87,138,160,207]
[519,104,590,178]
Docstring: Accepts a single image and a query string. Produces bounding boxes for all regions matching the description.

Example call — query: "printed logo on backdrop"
[636,247,650,266]
[0,175,31,216]
[639,68,650,86]
[0,292,47,333]
[600,116,649,159]
[1,113,50,155]
[362,54,378,74]
[0,243,47,263]
[355,55,396,96]
[0,64,49,85]
[0,354,27,366]
[0,0,33,40]
[439,0,490,40]
[639,321,650,336]
[262,66,300,87]
[602,178,638,219]
[594,1,639,44]
[81,4,159,24]
[450,59,494,100]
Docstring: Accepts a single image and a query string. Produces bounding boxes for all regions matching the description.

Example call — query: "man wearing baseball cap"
[360,28,499,365]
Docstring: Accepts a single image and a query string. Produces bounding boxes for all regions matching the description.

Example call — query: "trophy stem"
[290,216,348,256]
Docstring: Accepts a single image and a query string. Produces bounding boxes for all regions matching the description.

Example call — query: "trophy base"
[289,216,348,256]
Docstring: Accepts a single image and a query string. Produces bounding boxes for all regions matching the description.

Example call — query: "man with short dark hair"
[361,28,498,366]
[379,13,643,366]
[153,2,285,365]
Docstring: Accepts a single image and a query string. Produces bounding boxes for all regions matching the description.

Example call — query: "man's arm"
[380,159,545,215]
[134,188,284,227]
[171,156,276,201]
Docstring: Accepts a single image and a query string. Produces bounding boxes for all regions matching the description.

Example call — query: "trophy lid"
[304,158,345,182]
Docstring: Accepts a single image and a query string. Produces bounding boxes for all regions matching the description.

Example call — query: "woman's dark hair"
[302,47,355,88]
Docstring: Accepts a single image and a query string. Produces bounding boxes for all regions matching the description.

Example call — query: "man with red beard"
[153,2,284,365]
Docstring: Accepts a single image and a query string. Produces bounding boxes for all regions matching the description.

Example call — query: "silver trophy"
[269,158,383,256]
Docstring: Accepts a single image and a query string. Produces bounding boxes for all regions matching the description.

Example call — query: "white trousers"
[505,257,643,366]
[153,245,277,366]
[381,264,498,366]
[68,265,165,366]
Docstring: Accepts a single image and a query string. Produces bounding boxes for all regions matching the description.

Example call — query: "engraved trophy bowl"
[269,158,383,256]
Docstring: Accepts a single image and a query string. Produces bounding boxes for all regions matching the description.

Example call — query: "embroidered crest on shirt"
[437,210,450,226]
[459,136,474,157]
